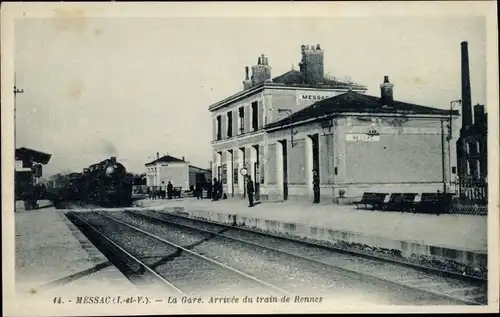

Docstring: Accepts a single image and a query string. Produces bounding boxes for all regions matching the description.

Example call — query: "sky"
[14,16,486,177]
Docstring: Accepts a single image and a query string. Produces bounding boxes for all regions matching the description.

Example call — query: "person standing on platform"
[313,170,320,204]
[195,181,202,200]
[246,176,255,207]
[212,178,219,201]
[167,181,173,200]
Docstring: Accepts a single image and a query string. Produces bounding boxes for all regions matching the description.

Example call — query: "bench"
[171,186,182,198]
[383,193,418,212]
[353,192,389,210]
[411,193,454,215]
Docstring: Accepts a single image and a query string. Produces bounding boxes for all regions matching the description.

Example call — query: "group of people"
[148,181,175,200]
[149,169,320,206]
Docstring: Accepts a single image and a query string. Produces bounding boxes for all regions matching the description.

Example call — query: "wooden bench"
[353,192,389,210]
[172,186,182,198]
[383,193,418,212]
[411,193,454,215]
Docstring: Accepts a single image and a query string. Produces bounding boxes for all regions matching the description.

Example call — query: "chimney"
[380,76,394,106]
[461,41,473,129]
[300,44,324,85]
[473,104,485,127]
[251,54,272,85]
[182,156,185,161]
[243,66,252,90]
[156,152,159,159]
[257,57,261,65]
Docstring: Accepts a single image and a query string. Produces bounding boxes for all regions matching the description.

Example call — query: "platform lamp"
[278,108,298,148]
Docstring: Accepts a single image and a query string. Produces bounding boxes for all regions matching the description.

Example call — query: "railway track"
[115,208,487,305]
[67,211,288,298]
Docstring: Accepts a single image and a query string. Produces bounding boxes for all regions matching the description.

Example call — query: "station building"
[209,44,367,199]
[209,44,459,202]
[145,153,211,191]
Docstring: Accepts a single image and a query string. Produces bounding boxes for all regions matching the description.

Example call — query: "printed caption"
[52,295,323,305]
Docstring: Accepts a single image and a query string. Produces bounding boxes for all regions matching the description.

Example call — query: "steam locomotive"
[49,157,133,208]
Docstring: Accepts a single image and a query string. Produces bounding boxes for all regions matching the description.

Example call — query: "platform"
[133,198,488,268]
[13,200,138,310]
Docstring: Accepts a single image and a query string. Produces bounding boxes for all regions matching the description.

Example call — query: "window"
[466,161,471,175]
[251,101,258,131]
[476,141,480,154]
[227,112,233,138]
[216,115,222,140]
[476,160,481,179]
[466,142,470,154]
[238,107,244,134]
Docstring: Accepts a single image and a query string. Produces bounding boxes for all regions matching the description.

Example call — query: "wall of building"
[264,115,453,201]
[146,162,189,190]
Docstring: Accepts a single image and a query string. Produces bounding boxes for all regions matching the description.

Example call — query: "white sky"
[14,16,486,176]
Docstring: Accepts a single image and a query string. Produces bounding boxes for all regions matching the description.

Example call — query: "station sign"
[15,160,31,172]
[346,133,380,142]
[296,91,340,106]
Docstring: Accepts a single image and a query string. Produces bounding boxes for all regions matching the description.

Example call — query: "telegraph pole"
[14,73,25,119]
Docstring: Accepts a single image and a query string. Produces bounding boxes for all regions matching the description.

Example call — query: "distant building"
[145,153,211,191]
[456,41,488,183]
[209,44,367,199]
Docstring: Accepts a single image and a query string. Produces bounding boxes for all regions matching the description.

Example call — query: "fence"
[450,179,488,215]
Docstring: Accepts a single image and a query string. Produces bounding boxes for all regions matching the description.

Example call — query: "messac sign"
[296,91,338,105]
[346,133,380,142]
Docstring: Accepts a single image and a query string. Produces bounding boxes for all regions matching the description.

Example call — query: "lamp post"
[278,108,297,148]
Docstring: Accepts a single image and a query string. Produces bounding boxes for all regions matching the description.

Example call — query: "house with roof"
[264,76,459,201]
[209,44,460,202]
[145,153,211,191]
[209,44,367,200]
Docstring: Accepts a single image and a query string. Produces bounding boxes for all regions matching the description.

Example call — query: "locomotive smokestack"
[461,41,473,130]
[110,156,116,164]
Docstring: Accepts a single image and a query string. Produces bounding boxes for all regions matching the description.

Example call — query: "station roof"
[15,147,52,164]
[145,155,186,166]
[208,73,367,112]
[265,91,460,130]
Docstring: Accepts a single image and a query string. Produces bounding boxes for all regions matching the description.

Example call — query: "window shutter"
[232,110,238,137]
[221,115,227,140]
[258,100,264,129]
[213,117,217,141]
[245,106,251,133]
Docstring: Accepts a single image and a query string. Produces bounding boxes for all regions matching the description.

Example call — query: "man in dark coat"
[167,181,173,200]
[212,178,219,201]
[312,170,320,204]
[195,181,202,199]
[246,176,255,207]
[206,181,212,199]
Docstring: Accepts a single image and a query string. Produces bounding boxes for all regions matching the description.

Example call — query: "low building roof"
[145,155,186,166]
[189,165,211,172]
[266,91,460,130]
[15,147,52,164]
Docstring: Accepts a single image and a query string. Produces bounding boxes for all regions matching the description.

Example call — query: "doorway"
[240,147,246,198]
[252,145,260,201]
[279,139,288,201]
[311,134,320,201]
[229,149,234,197]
